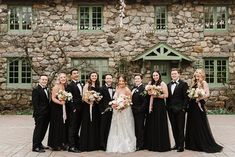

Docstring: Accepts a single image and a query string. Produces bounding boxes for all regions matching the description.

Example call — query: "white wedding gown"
[106,105,136,153]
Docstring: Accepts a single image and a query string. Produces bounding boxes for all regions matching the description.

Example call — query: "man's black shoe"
[32,147,45,153]
[68,147,80,153]
[177,147,184,152]
[40,145,49,149]
[171,145,178,150]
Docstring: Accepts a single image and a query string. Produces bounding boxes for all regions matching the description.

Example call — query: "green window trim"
[155,6,167,31]
[71,58,108,86]
[78,6,103,31]
[7,58,32,89]
[204,58,228,87]
[204,6,228,31]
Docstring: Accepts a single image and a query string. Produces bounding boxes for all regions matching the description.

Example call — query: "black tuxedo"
[99,85,115,150]
[32,85,50,149]
[67,81,83,149]
[131,84,146,149]
[166,79,189,149]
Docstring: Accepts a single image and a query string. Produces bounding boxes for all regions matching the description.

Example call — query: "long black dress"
[79,86,101,151]
[185,85,223,153]
[144,95,171,152]
[47,95,68,150]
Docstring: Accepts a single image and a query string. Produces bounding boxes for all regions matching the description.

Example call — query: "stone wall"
[0,0,235,112]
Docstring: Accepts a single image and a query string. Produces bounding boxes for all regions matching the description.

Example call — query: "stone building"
[0,0,235,112]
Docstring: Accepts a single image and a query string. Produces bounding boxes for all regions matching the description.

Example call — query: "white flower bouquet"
[57,90,73,101]
[109,94,132,112]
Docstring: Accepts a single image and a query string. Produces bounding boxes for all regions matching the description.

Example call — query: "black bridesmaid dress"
[144,96,171,152]
[185,85,223,153]
[79,86,101,151]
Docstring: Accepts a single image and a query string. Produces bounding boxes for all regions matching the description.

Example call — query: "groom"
[166,68,189,152]
[99,74,115,150]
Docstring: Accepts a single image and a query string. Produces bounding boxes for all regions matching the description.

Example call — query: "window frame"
[8,5,33,33]
[78,5,103,31]
[204,6,228,32]
[204,58,229,87]
[155,6,167,31]
[71,58,109,86]
[7,58,32,89]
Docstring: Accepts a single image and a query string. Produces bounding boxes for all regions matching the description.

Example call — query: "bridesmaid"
[185,69,223,153]
[48,72,68,151]
[79,71,101,151]
[144,71,171,152]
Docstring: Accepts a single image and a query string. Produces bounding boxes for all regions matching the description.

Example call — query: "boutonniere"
[135,89,139,93]
[113,89,116,92]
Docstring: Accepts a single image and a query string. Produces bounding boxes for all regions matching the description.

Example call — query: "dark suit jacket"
[67,81,83,112]
[99,85,115,113]
[32,85,50,118]
[166,80,189,112]
[131,84,146,114]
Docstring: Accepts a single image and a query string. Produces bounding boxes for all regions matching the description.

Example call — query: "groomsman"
[99,74,115,150]
[166,68,189,152]
[32,75,50,153]
[67,68,83,153]
[131,73,146,151]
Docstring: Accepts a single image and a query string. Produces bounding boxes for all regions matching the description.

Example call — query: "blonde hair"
[191,68,206,88]
[55,72,67,85]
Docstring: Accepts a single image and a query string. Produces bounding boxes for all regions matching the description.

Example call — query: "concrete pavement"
[0,115,235,157]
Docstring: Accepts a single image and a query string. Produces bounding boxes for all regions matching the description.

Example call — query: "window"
[204,58,228,85]
[7,58,32,88]
[155,6,167,30]
[78,6,103,31]
[8,6,32,32]
[204,6,228,30]
[71,58,108,86]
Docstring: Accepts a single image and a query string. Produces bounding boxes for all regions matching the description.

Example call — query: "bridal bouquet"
[57,90,73,123]
[145,84,163,97]
[109,94,132,112]
[83,90,103,121]
[57,90,73,101]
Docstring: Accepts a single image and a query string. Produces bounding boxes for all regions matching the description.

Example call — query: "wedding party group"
[31,68,223,154]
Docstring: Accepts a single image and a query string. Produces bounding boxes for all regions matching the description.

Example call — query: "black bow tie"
[171,81,177,84]
[133,86,138,88]
[107,86,112,89]
[43,87,47,90]
[75,81,80,84]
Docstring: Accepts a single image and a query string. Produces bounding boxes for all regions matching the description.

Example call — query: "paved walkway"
[0,115,234,157]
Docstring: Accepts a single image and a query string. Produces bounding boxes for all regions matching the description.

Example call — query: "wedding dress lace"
[106,106,136,153]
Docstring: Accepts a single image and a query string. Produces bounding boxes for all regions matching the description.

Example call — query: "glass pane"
[21,59,31,83]
[205,60,214,83]
[79,7,89,30]
[216,7,226,29]
[9,7,19,30]
[92,7,102,30]
[155,6,166,30]
[9,59,19,83]
[217,59,227,83]
[204,7,214,29]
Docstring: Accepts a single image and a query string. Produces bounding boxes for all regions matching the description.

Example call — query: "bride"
[106,74,136,153]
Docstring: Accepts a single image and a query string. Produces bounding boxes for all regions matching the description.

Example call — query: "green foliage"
[16,108,33,115]
[207,108,234,115]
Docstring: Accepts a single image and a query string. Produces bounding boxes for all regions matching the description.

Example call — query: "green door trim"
[134,43,192,61]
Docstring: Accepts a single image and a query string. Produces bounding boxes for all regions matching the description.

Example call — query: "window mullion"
[19,59,22,83]
[89,6,92,29]
[214,60,218,84]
